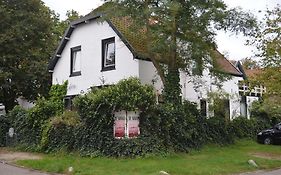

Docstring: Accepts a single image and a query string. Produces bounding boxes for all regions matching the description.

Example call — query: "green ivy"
[230,117,270,139]
[162,69,182,105]
[5,77,272,157]
[40,111,81,152]
[0,116,9,146]
[72,77,161,157]
[6,82,68,149]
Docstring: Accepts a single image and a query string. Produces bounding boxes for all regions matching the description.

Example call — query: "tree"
[106,0,257,104]
[241,58,260,70]
[52,9,81,39]
[0,0,58,110]
[254,5,281,67]
[250,5,281,96]
[249,5,281,124]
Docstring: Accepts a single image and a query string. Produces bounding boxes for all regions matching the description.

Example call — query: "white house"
[232,61,266,118]
[48,7,246,120]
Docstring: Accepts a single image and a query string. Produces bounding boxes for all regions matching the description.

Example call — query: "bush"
[7,82,68,149]
[144,102,204,152]
[40,111,81,152]
[251,98,281,125]
[230,117,270,138]
[73,77,161,157]
[0,116,9,146]
[6,77,272,157]
[7,106,33,145]
[204,117,234,145]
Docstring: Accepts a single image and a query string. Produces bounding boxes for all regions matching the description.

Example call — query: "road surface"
[0,162,56,175]
[239,169,281,175]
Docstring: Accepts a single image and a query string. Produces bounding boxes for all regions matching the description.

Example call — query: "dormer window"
[102,37,115,71]
[70,46,81,77]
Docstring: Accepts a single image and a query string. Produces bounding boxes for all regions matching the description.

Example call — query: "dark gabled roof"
[212,51,243,77]
[48,4,242,77]
[229,60,247,79]
[48,13,101,71]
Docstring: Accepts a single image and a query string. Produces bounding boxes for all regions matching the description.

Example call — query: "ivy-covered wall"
[3,77,271,157]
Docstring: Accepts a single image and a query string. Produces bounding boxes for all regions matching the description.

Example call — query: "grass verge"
[16,139,281,175]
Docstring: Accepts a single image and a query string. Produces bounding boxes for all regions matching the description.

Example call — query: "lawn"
[16,140,281,175]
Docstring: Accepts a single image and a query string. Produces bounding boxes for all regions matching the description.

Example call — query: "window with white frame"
[102,37,115,71]
[70,46,81,76]
[114,110,140,139]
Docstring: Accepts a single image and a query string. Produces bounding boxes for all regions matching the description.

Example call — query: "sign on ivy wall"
[114,110,140,139]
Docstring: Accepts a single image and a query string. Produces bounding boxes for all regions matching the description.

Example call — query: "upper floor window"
[102,37,115,71]
[70,46,81,77]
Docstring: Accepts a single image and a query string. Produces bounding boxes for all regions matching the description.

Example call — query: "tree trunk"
[162,7,181,105]
[163,69,181,104]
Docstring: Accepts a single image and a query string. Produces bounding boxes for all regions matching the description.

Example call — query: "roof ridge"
[215,51,243,76]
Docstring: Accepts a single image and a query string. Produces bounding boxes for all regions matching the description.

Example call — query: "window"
[214,98,230,120]
[200,99,207,118]
[114,110,140,139]
[102,37,115,71]
[64,95,76,110]
[70,46,81,76]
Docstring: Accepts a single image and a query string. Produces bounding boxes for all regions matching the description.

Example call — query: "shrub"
[230,117,270,138]
[0,116,9,146]
[73,77,161,157]
[7,82,68,149]
[40,111,81,152]
[6,77,271,157]
[251,98,281,125]
[144,102,204,152]
[6,106,34,145]
[204,117,234,145]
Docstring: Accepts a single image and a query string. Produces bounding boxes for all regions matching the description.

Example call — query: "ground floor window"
[214,98,230,120]
[200,99,207,117]
[114,110,140,139]
[64,95,76,110]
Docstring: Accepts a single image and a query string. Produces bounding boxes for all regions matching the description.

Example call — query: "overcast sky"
[42,0,280,61]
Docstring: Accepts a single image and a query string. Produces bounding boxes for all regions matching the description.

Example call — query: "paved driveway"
[0,162,53,175]
[238,168,281,175]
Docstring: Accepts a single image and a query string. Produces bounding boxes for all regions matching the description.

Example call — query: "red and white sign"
[114,110,140,138]
[114,111,126,138]
[127,111,140,138]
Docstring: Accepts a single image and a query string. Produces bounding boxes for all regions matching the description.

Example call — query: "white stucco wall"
[181,70,243,120]
[52,21,140,96]
[219,76,243,120]
[138,60,163,92]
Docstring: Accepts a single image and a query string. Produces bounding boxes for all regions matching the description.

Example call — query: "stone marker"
[159,170,170,175]
[68,166,73,174]
[248,159,258,168]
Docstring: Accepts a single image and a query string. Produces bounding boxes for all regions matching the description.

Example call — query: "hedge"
[5,78,272,157]
[0,116,9,146]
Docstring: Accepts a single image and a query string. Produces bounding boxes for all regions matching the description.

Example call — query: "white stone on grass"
[159,170,170,175]
[68,166,74,173]
[248,159,258,168]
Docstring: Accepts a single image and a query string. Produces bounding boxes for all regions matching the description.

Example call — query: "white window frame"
[102,37,115,71]
[70,46,81,76]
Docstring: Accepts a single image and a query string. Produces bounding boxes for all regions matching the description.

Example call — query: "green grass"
[16,140,281,175]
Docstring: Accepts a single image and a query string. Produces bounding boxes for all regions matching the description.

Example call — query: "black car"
[257,123,281,145]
